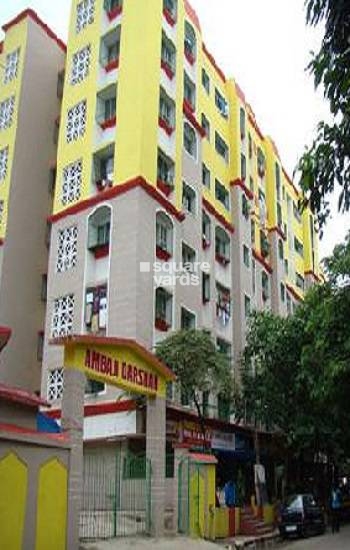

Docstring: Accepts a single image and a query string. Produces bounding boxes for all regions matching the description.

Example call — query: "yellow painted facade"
[0,452,27,550]
[35,458,68,550]
[0,20,28,240]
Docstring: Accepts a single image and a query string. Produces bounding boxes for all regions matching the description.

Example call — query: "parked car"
[278,494,326,538]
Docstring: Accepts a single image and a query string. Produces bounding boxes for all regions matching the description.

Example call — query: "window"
[155,287,172,331]
[47,368,64,401]
[51,294,75,337]
[159,89,175,129]
[184,72,196,110]
[41,274,48,302]
[4,49,20,84]
[242,194,250,220]
[241,153,247,181]
[37,332,44,362]
[161,33,176,75]
[215,132,229,163]
[278,239,284,261]
[104,0,122,14]
[182,242,196,271]
[287,293,292,314]
[62,159,82,205]
[66,100,87,142]
[215,179,230,210]
[164,0,177,20]
[215,227,230,264]
[88,206,111,252]
[251,219,255,245]
[260,230,270,258]
[280,283,285,302]
[57,226,78,273]
[202,211,211,247]
[201,113,210,140]
[248,133,253,158]
[277,202,283,228]
[184,21,196,62]
[71,44,91,85]
[249,176,254,192]
[156,212,173,259]
[96,85,117,128]
[244,295,251,318]
[183,122,197,158]
[285,259,289,276]
[76,0,95,33]
[0,96,15,130]
[202,163,210,188]
[100,27,121,70]
[181,307,195,330]
[294,237,304,257]
[296,272,305,291]
[93,146,114,188]
[202,272,210,303]
[216,283,231,324]
[261,272,269,302]
[257,147,266,177]
[240,107,246,139]
[85,285,108,332]
[293,202,302,222]
[49,166,56,196]
[275,163,281,201]
[215,88,228,118]
[252,258,256,294]
[243,244,250,267]
[157,149,175,189]
[57,69,65,99]
[85,378,105,395]
[217,338,231,358]
[0,147,9,182]
[202,68,210,94]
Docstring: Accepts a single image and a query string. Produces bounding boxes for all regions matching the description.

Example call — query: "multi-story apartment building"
[37,0,321,443]
[0,10,66,392]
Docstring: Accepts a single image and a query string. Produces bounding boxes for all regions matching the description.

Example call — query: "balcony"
[157,149,174,196]
[104,0,123,22]
[85,285,108,334]
[92,145,114,192]
[96,85,117,131]
[184,22,196,65]
[156,212,173,261]
[215,227,230,266]
[159,89,175,136]
[184,72,196,113]
[87,206,111,259]
[161,33,176,80]
[100,28,120,73]
[155,287,172,332]
[163,0,177,26]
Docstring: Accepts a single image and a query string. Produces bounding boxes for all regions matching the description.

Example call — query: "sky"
[0,0,348,259]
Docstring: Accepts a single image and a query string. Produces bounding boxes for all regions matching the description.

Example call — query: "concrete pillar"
[146,395,166,537]
[173,445,190,534]
[61,368,85,550]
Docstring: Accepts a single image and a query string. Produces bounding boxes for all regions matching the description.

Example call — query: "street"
[280,524,350,549]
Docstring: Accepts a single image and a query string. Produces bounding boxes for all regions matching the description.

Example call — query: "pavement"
[81,537,220,550]
[280,524,350,549]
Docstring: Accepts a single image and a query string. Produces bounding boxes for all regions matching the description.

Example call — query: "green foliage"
[240,232,350,460]
[155,329,233,414]
[297,0,350,230]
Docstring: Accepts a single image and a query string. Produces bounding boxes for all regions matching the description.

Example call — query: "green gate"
[80,450,151,540]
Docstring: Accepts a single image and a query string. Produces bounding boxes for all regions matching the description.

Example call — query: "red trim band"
[231,178,254,200]
[202,198,234,234]
[202,43,226,83]
[304,270,321,283]
[163,8,176,26]
[46,399,137,420]
[2,9,66,53]
[107,5,122,21]
[158,117,174,136]
[252,249,273,274]
[105,57,119,73]
[286,283,303,302]
[183,102,206,138]
[100,116,117,130]
[48,176,185,224]
[268,225,286,241]
[161,60,174,80]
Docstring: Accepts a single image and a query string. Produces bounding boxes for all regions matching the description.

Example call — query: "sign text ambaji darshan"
[51,335,175,398]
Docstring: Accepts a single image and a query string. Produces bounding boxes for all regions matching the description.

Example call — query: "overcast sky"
[1,0,348,259]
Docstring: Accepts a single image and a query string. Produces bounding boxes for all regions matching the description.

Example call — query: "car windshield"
[285,495,303,510]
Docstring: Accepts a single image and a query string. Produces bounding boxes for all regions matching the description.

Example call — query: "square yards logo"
[140,261,210,286]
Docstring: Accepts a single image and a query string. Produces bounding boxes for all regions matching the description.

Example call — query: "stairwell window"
[156,211,173,260]
[181,307,196,330]
[0,96,15,130]
[155,287,173,332]
[56,226,78,273]
[240,107,246,139]
[183,122,197,158]
[202,211,211,248]
[294,237,304,257]
[182,242,196,272]
[184,73,196,111]
[215,89,229,118]
[215,226,230,265]
[62,159,82,205]
[201,113,210,140]
[66,100,87,142]
[51,295,75,338]
[71,44,91,85]
[202,68,210,94]
[184,21,196,64]
[4,49,20,84]
[215,179,230,211]
[0,147,9,182]
[76,0,95,33]
[182,182,196,214]
[215,132,229,163]
[296,272,305,291]
[202,163,210,189]
[241,153,247,181]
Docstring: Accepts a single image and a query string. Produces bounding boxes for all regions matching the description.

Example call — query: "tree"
[297,0,350,230]
[155,329,233,448]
